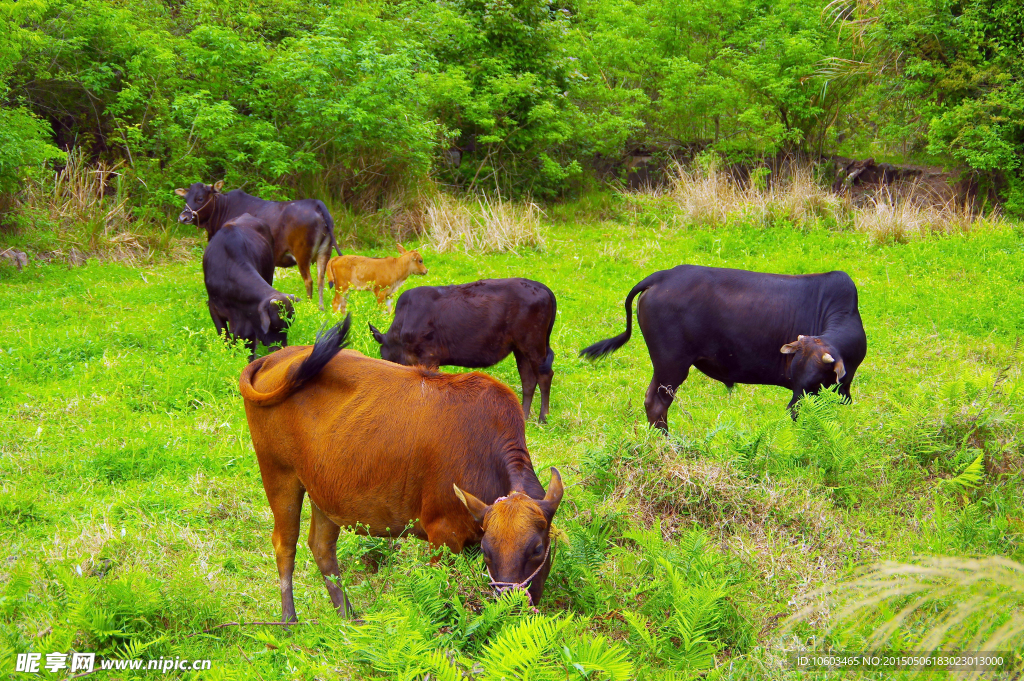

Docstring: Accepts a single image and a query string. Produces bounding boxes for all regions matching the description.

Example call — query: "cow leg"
[423,517,466,560]
[307,501,356,619]
[537,366,553,424]
[207,301,228,337]
[513,350,538,420]
[332,283,350,315]
[373,286,391,311]
[266,476,305,623]
[644,367,688,433]
[298,259,314,304]
[315,250,330,311]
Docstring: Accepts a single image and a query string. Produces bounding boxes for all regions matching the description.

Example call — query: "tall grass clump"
[15,149,178,261]
[853,187,1002,244]
[626,161,1009,240]
[645,161,851,229]
[426,193,545,254]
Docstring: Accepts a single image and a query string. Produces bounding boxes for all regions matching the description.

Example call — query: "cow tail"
[578,274,660,359]
[239,315,351,406]
[540,286,556,374]
[315,200,343,258]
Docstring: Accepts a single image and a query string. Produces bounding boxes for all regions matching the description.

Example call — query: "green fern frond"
[478,614,574,680]
[941,453,984,493]
[622,611,660,656]
[461,588,531,649]
[563,635,634,680]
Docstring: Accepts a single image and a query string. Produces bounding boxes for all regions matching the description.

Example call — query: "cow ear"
[213,180,224,192]
[538,467,563,524]
[780,342,799,354]
[396,243,406,254]
[368,323,385,345]
[834,358,846,381]
[174,188,187,197]
[453,485,490,525]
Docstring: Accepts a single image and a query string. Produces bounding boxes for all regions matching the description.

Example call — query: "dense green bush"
[2,0,1024,214]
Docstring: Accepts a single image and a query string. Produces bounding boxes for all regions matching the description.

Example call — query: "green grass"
[2,211,1023,679]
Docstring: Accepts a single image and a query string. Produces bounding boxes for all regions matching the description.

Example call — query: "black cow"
[580,266,867,430]
[203,214,298,360]
[176,181,342,309]
[368,278,557,423]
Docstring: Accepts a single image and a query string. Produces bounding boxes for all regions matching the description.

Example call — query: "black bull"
[580,266,867,430]
[177,182,342,309]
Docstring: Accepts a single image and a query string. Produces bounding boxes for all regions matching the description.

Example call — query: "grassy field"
[2,209,1023,679]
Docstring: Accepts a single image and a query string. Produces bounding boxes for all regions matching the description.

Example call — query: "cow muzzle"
[486,542,550,605]
[178,210,194,224]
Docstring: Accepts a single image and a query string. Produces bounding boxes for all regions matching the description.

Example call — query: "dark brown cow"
[203,214,297,360]
[239,317,564,621]
[176,181,342,309]
[368,278,557,422]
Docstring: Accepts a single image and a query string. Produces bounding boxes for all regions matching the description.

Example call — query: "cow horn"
[797,334,806,341]
[453,484,490,525]
[368,323,386,345]
[822,353,835,363]
[539,468,563,523]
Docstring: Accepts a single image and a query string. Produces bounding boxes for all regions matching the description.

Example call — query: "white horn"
[797,335,806,341]
[822,353,834,363]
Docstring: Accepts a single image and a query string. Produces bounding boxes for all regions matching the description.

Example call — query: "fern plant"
[794,388,861,499]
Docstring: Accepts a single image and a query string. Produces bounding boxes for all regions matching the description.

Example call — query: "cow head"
[257,294,298,347]
[397,244,428,276]
[453,468,563,605]
[780,335,846,392]
[175,181,223,229]
[368,322,421,366]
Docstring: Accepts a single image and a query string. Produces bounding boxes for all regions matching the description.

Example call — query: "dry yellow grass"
[19,149,174,263]
[626,162,1005,243]
[425,193,545,254]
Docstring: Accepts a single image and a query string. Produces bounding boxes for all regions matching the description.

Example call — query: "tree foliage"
[1,0,1023,210]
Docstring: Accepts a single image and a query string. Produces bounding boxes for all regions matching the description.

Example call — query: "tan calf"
[325,244,428,314]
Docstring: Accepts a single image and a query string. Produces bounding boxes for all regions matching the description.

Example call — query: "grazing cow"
[203,214,298,360]
[239,317,564,621]
[368,278,557,423]
[175,181,342,309]
[325,244,428,314]
[580,266,867,430]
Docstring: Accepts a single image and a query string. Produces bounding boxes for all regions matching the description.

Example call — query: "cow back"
[243,346,533,536]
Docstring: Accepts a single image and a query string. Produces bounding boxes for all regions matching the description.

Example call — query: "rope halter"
[483,492,551,605]
[182,192,215,225]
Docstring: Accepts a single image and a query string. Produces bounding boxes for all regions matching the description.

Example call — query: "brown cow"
[324,244,428,314]
[175,181,342,310]
[239,317,564,621]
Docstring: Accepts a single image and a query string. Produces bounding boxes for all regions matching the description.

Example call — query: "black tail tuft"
[578,273,660,360]
[292,314,351,386]
[579,333,630,359]
[540,348,555,374]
